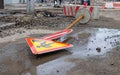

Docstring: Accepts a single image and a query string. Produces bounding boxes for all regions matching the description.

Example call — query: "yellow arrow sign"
[26,38,73,54]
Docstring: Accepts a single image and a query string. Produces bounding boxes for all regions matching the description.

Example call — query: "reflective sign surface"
[26,38,73,54]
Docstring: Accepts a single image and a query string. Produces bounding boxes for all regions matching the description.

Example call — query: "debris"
[89,48,91,50]
[0,22,15,28]
[104,47,106,48]
[42,10,56,17]
[57,70,59,73]
[96,47,101,52]
[110,63,114,66]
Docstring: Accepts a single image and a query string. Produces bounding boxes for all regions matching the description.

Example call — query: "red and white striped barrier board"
[102,2,120,9]
[63,4,94,17]
[26,29,73,54]
[113,2,120,9]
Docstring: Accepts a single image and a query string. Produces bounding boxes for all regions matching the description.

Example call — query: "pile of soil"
[0,15,74,38]
[0,10,120,38]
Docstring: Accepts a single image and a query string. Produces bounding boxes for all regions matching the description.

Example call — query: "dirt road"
[0,9,120,75]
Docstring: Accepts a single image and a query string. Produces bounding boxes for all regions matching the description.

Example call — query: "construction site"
[0,0,120,75]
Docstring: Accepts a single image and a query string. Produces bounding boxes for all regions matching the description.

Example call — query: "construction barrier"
[113,2,120,9]
[102,2,120,9]
[63,4,99,19]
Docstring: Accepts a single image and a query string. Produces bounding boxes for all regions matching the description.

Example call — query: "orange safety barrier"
[113,2,120,9]
[102,2,120,9]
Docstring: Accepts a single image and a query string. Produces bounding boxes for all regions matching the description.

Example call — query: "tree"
[0,0,4,9]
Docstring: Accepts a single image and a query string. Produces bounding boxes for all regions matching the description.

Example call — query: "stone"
[96,47,101,52]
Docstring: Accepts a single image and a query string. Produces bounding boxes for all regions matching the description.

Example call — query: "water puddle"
[68,28,120,57]
[36,28,120,75]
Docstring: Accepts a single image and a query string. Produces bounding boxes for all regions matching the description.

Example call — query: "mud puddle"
[36,28,120,75]
[0,28,120,75]
[68,28,120,57]
[0,38,71,75]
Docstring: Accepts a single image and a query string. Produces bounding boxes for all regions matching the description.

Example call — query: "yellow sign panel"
[26,38,73,54]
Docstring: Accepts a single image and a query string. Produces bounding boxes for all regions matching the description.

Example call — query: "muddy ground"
[0,9,120,75]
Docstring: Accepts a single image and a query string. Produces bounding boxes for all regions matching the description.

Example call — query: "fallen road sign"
[26,38,73,54]
[41,29,73,40]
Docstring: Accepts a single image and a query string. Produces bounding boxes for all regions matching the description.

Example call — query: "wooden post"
[0,0,4,9]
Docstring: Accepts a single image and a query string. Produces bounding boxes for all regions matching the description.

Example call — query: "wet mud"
[0,28,120,75]
[0,38,71,75]
[68,28,120,57]
[0,10,120,75]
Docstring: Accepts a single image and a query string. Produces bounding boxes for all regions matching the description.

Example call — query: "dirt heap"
[0,14,74,38]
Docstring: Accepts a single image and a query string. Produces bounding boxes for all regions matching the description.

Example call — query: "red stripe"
[75,6,80,13]
[63,6,67,16]
[26,38,38,54]
[72,6,76,16]
[113,3,120,8]
[68,6,70,16]
[89,7,94,14]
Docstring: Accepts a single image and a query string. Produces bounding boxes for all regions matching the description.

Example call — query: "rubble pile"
[0,16,17,22]
[0,15,74,38]
[0,28,25,38]
[0,14,73,28]
[15,15,72,29]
